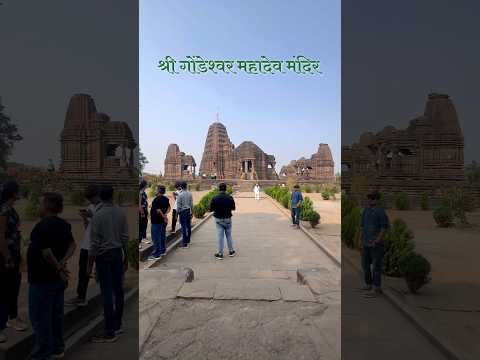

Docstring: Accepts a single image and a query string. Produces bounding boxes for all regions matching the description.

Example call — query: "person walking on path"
[210,183,236,260]
[291,184,303,229]
[148,185,170,260]
[0,180,28,345]
[360,190,390,298]
[170,189,178,233]
[176,181,193,249]
[88,185,129,343]
[28,193,76,359]
[139,180,149,249]
[253,183,260,200]
[65,184,101,307]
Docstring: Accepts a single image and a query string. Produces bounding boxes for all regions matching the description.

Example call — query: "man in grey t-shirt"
[176,181,193,248]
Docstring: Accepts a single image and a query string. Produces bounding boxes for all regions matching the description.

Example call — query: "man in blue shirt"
[360,191,390,297]
[290,185,303,229]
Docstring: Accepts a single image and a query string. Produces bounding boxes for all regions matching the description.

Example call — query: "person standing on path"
[360,191,390,298]
[290,184,303,229]
[170,189,178,233]
[88,185,129,343]
[28,193,76,359]
[210,182,236,260]
[65,184,101,307]
[0,181,28,345]
[253,183,260,200]
[139,180,149,249]
[176,181,193,249]
[148,185,170,260]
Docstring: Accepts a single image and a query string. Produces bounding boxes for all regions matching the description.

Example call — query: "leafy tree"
[138,147,149,175]
[0,100,22,170]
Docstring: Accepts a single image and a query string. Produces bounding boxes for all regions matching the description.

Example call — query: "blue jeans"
[215,218,234,254]
[179,209,192,246]
[362,245,384,288]
[151,222,167,256]
[29,279,67,360]
[291,207,300,225]
[95,248,125,337]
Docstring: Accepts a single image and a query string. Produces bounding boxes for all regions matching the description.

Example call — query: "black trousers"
[95,248,124,336]
[171,209,177,232]
[77,249,90,300]
[139,215,148,241]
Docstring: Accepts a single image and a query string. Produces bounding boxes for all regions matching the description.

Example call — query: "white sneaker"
[7,318,28,331]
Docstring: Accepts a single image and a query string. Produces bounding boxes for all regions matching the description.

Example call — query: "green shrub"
[167,183,176,191]
[307,210,321,228]
[341,196,357,219]
[433,206,453,227]
[400,252,431,293]
[383,219,415,277]
[147,186,157,198]
[315,184,321,193]
[303,184,312,193]
[70,191,86,206]
[341,206,361,248]
[394,192,410,210]
[300,197,314,220]
[280,192,290,209]
[126,238,139,270]
[227,185,234,195]
[195,183,201,191]
[193,203,207,219]
[440,187,474,224]
[420,192,429,210]
[378,192,387,209]
[24,194,41,220]
[321,190,331,200]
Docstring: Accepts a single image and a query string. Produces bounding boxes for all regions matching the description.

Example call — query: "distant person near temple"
[210,183,236,260]
[28,193,76,359]
[65,184,101,307]
[0,180,28,345]
[360,191,390,298]
[148,185,170,260]
[291,184,303,229]
[88,185,129,343]
[176,181,193,249]
[139,180,149,249]
[254,183,260,200]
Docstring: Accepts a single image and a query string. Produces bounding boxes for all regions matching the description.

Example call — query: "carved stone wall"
[59,94,137,189]
[280,144,335,183]
[342,93,465,197]
[164,143,196,180]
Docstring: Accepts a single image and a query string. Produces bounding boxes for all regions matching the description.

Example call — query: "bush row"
[265,185,321,228]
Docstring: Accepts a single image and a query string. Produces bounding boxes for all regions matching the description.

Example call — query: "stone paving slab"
[178,279,217,299]
[279,283,317,302]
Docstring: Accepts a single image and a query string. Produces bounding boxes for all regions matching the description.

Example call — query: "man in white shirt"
[65,185,101,307]
[254,183,260,200]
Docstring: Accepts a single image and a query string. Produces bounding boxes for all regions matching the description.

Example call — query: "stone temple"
[199,122,278,180]
[60,94,137,189]
[342,93,465,197]
[280,144,335,183]
[164,144,196,180]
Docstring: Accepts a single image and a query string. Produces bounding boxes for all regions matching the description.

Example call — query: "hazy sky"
[0,1,138,168]
[140,0,341,174]
[342,0,480,163]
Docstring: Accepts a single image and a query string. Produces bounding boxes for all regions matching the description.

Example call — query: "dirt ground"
[387,209,480,284]
[303,193,341,258]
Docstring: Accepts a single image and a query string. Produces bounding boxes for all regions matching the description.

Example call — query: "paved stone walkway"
[342,259,447,360]
[140,193,340,359]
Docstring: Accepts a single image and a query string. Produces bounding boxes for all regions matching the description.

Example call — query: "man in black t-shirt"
[210,183,236,260]
[148,185,170,260]
[27,193,76,360]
